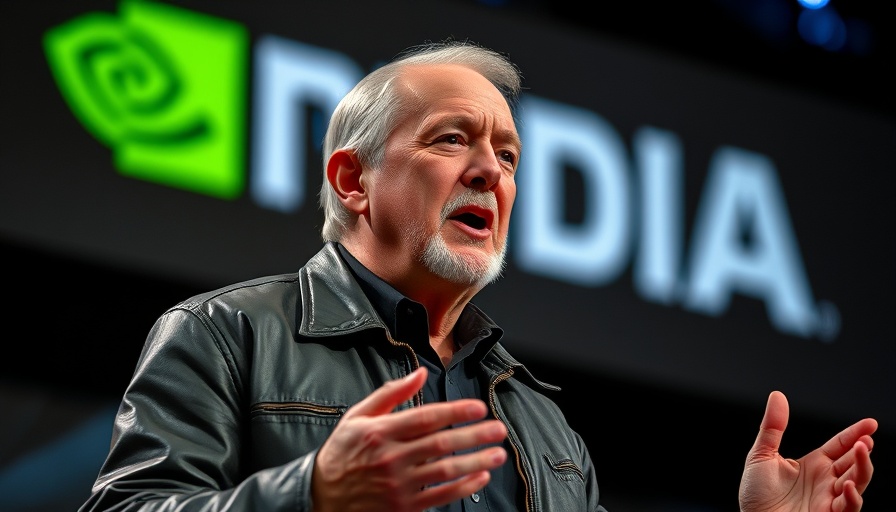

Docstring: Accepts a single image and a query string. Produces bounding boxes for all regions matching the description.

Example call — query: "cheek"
[505,182,517,204]
[499,183,516,214]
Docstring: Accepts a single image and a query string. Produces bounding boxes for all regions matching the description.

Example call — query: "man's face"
[367,63,520,289]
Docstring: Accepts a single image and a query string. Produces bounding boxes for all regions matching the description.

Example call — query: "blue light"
[798,0,830,9]
[797,7,847,51]
[0,405,118,511]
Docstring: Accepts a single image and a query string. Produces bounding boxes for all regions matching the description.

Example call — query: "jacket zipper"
[489,367,534,512]
[250,402,343,416]
[383,332,424,407]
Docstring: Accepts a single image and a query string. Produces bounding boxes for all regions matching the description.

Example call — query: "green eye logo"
[43,0,249,199]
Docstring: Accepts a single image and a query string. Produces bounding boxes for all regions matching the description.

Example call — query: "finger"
[833,480,863,512]
[411,446,507,491]
[857,434,875,453]
[381,399,491,441]
[343,367,429,419]
[748,391,789,460]
[404,419,507,464]
[413,471,492,511]
[760,391,789,432]
[821,418,878,462]
[834,441,874,496]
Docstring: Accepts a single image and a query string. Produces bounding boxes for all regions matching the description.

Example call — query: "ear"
[326,149,368,215]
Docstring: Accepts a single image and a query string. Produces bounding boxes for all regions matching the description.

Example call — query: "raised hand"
[739,390,877,512]
[311,367,508,512]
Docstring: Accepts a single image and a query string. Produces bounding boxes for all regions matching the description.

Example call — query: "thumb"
[343,367,428,419]
[749,390,790,460]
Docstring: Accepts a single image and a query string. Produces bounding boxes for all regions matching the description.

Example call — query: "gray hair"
[318,39,523,242]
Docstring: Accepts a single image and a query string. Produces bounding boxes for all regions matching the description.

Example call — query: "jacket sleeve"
[581,435,609,512]
[78,307,317,511]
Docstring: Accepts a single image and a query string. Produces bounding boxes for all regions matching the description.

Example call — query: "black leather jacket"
[79,243,605,511]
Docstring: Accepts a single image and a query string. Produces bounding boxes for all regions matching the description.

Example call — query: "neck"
[340,237,483,364]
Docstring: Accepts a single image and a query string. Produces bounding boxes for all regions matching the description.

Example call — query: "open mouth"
[450,212,488,230]
[447,205,494,232]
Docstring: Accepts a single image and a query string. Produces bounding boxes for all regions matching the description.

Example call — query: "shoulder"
[169,272,302,317]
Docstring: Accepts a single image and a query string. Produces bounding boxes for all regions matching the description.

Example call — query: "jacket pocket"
[543,452,585,482]
[247,401,346,471]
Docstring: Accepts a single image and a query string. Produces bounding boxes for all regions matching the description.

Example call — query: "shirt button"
[471,493,480,503]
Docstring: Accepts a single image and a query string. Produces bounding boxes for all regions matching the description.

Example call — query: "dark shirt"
[337,244,520,511]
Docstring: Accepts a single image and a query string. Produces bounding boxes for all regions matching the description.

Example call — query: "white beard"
[408,189,507,287]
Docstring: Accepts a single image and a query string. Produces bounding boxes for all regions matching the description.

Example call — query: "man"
[79,39,877,511]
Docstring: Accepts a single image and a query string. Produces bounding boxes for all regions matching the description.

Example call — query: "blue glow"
[0,405,118,510]
[798,0,829,9]
[798,7,847,51]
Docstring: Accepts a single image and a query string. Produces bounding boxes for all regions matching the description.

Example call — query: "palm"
[738,391,877,512]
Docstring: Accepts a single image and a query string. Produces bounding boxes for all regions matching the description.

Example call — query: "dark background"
[1,0,892,510]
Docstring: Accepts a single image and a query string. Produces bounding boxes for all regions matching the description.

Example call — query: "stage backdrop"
[1,1,893,510]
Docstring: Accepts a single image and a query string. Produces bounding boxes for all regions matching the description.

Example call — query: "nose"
[461,144,502,191]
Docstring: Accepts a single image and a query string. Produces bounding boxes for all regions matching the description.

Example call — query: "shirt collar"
[335,243,504,366]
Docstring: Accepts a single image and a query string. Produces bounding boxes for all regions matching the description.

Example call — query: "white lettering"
[252,36,362,212]
[633,127,684,305]
[684,147,818,337]
[515,95,632,285]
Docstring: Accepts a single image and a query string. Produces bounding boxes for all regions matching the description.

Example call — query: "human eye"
[499,149,517,166]
[435,133,464,146]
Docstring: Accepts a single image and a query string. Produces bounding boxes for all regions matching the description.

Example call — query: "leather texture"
[79,242,606,511]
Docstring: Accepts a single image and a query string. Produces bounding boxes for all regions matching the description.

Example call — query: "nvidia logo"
[43,0,249,199]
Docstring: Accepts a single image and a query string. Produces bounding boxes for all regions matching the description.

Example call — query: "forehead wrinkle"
[420,109,519,144]
[396,64,520,149]
[420,110,479,134]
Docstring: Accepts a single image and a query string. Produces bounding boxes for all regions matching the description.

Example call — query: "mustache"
[440,189,497,222]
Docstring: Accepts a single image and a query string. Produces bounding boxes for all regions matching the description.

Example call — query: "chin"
[422,237,507,287]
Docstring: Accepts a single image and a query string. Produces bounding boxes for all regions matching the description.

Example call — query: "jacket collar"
[296,242,386,338]
[296,243,556,390]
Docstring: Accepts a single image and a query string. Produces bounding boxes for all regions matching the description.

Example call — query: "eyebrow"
[495,127,523,153]
[425,114,522,151]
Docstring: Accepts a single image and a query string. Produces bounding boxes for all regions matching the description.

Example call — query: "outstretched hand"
[739,391,877,512]
[311,367,508,512]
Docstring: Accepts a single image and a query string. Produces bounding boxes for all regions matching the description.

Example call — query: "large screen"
[1,1,893,510]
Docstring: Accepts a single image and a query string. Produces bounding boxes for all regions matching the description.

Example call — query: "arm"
[79,309,318,511]
[738,391,877,512]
